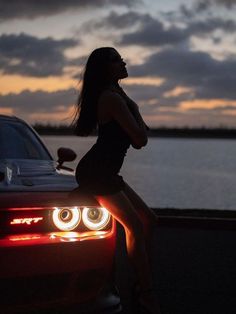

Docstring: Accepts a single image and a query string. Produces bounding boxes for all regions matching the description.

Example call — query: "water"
[42,136,236,210]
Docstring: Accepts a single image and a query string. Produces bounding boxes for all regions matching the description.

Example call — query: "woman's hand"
[99,90,148,148]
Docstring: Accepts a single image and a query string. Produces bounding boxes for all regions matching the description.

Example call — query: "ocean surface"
[42,136,236,210]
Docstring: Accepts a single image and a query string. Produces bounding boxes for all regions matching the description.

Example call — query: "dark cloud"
[78,10,236,50]
[180,2,211,17]
[200,0,236,8]
[0,86,165,126]
[84,12,187,46]
[129,48,236,101]
[119,19,187,47]
[195,75,236,100]
[180,0,236,18]
[0,33,78,77]
[124,83,164,102]
[0,88,77,113]
[0,0,139,21]
[188,18,236,34]
[118,14,236,47]
[129,49,215,80]
[90,11,150,30]
[77,10,150,37]
[1,83,235,128]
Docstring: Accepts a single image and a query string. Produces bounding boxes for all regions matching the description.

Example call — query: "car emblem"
[10,217,43,225]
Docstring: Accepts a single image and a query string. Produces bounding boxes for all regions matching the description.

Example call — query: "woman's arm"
[117,88,150,144]
[127,102,149,149]
[126,100,148,129]
[99,91,148,148]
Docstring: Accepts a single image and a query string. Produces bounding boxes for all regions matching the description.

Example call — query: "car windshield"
[0,121,51,160]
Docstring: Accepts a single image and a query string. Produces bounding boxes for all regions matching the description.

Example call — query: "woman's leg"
[95,191,152,291]
[95,191,161,313]
[123,182,158,282]
[123,182,159,236]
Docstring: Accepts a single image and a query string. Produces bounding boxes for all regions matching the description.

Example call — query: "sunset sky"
[0,0,236,127]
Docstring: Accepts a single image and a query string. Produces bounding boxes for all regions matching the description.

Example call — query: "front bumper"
[0,222,121,313]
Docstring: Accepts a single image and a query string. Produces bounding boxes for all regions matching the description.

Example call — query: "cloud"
[124,83,164,102]
[198,0,236,8]
[180,0,236,18]
[0,0,139,21]
[0,33,78,77]
[128,47,236,102]
[118,14,236,47]
[0,87,83,124]
[119,18,187,47]
[1,81,236,128]
[81,12,181,45]
[0,88,77,116]
[88,11,150,30]
[188,18,236,34]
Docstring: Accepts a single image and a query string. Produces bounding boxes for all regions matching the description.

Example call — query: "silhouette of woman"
[74,47,161,314]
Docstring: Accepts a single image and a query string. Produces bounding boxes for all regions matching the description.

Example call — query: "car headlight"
[52,207,81,231]
[82,207,110,231]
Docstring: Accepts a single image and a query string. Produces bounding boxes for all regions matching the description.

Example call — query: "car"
[0,115,121,313]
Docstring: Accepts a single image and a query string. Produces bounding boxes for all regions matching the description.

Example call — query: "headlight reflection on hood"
[82,207,110,231]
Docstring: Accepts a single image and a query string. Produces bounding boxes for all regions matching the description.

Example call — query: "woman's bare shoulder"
[99,89,124,104]
[99,89,122,101]
[97,89,125,122]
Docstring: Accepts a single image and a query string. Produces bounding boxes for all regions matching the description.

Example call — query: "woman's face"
[108,50,128,81]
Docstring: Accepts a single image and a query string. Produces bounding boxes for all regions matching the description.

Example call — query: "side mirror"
[56,147,77,169]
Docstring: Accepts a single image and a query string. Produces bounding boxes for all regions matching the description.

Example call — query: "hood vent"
[0,159,56,178]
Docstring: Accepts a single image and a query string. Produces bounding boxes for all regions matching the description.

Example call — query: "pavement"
[115,210,236,314]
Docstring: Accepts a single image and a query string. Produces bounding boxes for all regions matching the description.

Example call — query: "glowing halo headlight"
[82,207,110,231]
[52,207,81,231]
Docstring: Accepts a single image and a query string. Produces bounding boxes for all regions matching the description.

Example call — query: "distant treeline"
[33,124,236,139]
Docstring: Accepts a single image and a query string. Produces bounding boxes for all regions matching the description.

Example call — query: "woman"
[74,47,161,314]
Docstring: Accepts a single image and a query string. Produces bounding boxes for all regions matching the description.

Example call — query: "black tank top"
[96,120,130,153]
[95,86,136,154]
[76,88,134,179]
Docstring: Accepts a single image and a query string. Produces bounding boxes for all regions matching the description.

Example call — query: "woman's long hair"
[74,47,115,136]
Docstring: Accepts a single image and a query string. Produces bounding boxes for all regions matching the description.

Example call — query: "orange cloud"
[28,105,75,124]
[0,107,13,115]
[0,74,78,95]
[123,76,165,86]
[222,110,236,116]
[164,86,194,98]
[180,99,236,110]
